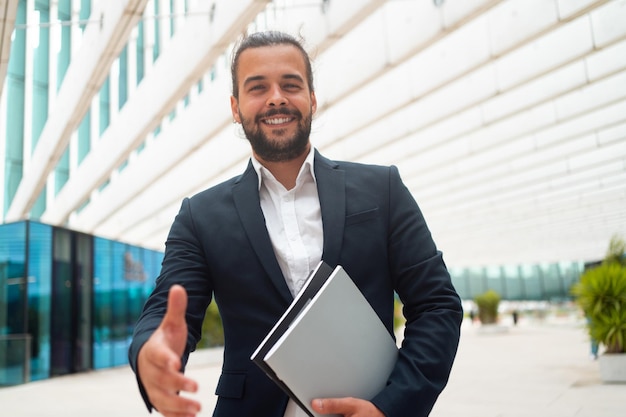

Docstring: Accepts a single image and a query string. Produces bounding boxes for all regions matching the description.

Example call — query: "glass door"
[50,229,92,376]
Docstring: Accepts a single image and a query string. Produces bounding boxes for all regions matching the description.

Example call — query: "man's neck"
[254,146,311,190]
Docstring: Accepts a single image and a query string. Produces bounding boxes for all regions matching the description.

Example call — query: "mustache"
[256,108,302,121]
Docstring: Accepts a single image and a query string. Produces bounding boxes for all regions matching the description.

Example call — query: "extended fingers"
[138,338,200,416]
[312,397,384,417]
[312,397,355,414]
[146,371,200,417]
[151,388,201,417]
[146,363,197,393]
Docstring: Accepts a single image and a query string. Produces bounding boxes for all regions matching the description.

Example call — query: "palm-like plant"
[572,236,626,354]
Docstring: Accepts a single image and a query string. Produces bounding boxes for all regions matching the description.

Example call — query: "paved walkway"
[1,318,623,417]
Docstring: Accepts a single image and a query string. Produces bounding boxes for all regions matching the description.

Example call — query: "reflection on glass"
[1,221,160,383]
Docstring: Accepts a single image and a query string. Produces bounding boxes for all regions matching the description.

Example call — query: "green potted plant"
[572,235,626,383]
[198,302,224,348]
[474,289,501,325]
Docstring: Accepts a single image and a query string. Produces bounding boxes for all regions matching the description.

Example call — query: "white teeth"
[265,117,291,125]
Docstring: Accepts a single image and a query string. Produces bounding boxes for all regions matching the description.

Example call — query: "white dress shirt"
[251,148,323,417]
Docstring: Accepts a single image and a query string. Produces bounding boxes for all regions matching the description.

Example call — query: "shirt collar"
[251,147,317,191]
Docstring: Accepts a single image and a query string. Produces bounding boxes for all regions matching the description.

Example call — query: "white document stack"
[251,261,399,417]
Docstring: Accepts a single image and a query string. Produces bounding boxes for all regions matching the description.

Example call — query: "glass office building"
[1,0,623,270]
[1,0,624,386]
[0,220,162,386]
[448,261,585,302]
[0,218,586,387]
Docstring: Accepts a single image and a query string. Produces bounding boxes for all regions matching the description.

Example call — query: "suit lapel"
[314,151,346,268]
[232,162,293,303]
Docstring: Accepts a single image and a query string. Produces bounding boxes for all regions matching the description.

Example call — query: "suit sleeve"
[127,197,213,411]
[371,166,463,417]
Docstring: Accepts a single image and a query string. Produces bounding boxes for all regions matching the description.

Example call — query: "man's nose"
[266,85,287,106]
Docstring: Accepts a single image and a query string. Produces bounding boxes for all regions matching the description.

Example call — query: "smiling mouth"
[263,117,294,125]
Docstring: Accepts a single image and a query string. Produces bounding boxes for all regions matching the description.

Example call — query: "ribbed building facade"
[1,0,625,386]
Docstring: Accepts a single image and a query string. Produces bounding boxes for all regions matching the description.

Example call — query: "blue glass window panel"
[125,246,144,344]
[0,222,27,333]
[4,2,27,217]
[27,222,52,381]
[79,0,91,32]
[111,241,128,366]
[57,0,72,90]
[136,19,145,84]
[467,267,486,299]
[50,228,73,377]
[560,261,583,298]
[169,0,175,36]
[118,46,128,109]
[0,222,27,386]
[99,77,111,136]
[485,266,505,297]
[93,237,113,369]
[540,263,565,301]
[520,264,543,300]
[32,2,50,148]
[75,233,93,372]
[153,0,160,62]
[502,265,523,301]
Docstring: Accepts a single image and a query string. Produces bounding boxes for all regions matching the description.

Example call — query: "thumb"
[160,284,188,356]
[163,284,188,326]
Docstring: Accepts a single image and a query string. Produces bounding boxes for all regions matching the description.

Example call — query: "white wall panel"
[556,0,605,19]
[488,0,558,56]
[3,0,624,266]
[590,0,626,47]
[585,38,626,79]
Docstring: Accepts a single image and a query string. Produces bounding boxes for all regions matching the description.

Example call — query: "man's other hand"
[312,397,385,417]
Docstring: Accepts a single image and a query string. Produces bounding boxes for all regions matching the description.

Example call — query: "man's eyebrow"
[243,75,266,88]
[242,73,305,88]
[282,74,305,83]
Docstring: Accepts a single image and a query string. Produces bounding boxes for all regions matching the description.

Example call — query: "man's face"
[230,44,317,163]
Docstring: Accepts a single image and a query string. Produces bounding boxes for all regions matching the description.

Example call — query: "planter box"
[599,353,626,383]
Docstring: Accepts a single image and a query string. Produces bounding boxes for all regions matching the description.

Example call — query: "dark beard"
[240,107,312,162]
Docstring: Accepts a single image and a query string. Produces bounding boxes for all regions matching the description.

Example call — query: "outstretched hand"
[311,397,385,417]
[137,285,201,417]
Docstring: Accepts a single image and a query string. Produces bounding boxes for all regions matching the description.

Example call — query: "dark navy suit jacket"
[129,150,463,417]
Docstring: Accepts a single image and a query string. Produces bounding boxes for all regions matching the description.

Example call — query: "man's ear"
[230,96,241,123]
[311,91,317,115]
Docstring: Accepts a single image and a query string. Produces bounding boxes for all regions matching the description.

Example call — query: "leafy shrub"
[572,261,626,353]
[474,289,501,324]
[198,302,224,348]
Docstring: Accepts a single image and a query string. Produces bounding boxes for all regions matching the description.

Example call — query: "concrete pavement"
[1,318,623,417]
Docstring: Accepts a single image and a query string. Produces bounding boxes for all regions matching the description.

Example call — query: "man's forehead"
[237,45,307,74]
